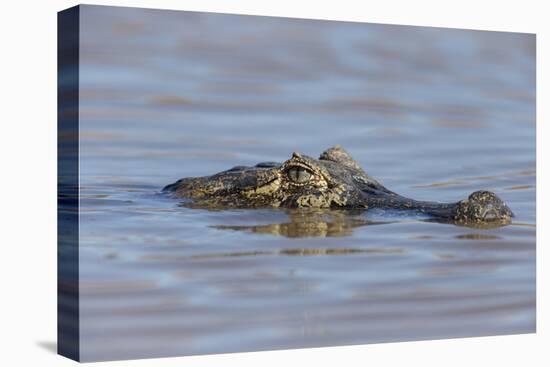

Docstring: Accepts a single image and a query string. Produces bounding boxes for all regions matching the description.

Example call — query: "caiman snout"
[454,190,514,223]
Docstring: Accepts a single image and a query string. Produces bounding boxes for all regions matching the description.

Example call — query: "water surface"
[74,6,535,361]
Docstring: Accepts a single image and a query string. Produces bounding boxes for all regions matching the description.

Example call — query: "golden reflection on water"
[141,247,405,262]
[455,233,501,240]
[210,209,389,237]
[209,208,514,237]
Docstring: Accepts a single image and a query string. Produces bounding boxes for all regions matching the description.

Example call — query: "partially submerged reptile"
[163,145,513,226]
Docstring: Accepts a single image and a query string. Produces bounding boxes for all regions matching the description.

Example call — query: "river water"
[74,5,535,361]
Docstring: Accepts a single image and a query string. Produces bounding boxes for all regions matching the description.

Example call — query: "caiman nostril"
[483,209,498,220]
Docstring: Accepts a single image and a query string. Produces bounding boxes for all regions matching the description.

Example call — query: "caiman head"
[163,145,375,209]
[163,145,514,226]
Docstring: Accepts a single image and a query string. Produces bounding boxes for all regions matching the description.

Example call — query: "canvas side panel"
[58,5,80,362]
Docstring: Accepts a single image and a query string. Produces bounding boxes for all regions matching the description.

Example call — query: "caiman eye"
[287,167,312,183]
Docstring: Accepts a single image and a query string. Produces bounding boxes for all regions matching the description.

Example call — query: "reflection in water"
[210,209,391,237]
[209,207,512,237]
[455,233,501,240]
[425,217,512,230]
[142,247,405,261]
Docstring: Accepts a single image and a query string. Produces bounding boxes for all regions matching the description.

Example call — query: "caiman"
[163,145,513,225]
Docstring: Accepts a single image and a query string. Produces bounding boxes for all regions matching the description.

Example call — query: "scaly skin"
[163,145,514,226]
